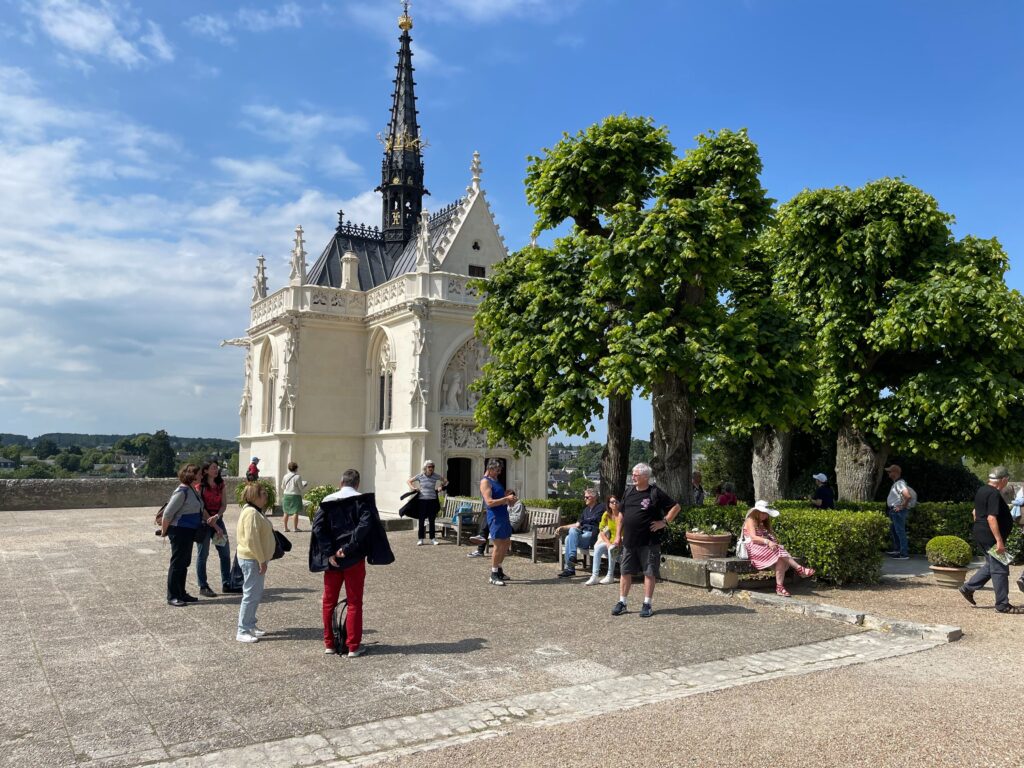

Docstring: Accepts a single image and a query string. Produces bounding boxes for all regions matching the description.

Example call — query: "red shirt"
[201,483,224,514]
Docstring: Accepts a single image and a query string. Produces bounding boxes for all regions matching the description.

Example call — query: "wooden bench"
[439,497,483,545]
[557,529,619,574]
[439,497,562,562]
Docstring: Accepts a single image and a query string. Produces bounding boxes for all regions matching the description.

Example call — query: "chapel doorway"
[446,458,472,497]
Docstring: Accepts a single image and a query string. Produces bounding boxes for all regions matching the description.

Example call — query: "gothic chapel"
[235,7,547,509]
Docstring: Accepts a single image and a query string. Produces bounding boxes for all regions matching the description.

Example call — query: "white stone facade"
[237,162,547,512]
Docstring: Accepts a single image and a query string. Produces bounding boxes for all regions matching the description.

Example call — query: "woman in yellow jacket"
[235,482,276,643]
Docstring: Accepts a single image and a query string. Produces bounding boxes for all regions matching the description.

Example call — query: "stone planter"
[685,532,732,560]
[930,565,969,588]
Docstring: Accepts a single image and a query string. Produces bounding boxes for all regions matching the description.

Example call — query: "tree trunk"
[751,427,791,502]
[651,373,694,504]
[835,421,888,501]
[600,393,632,499]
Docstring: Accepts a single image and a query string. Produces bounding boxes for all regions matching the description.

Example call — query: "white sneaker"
[432,539,439,546]
[250,628,267,637]
[236,632,259,644]
[417,539,425,546]
[324,646,337,655]
[584,576,599,586]
[599,575,615,584]
[347,645,368,658]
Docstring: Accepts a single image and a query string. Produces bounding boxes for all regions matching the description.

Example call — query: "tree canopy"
[771,178,1024,498]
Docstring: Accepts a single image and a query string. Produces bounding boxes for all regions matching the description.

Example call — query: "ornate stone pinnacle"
[471,150,482,192]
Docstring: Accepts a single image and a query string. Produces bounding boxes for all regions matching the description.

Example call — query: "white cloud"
[237,3,302,32]
[241,104,366,144]
[213,157,302,188]
[322,147,362,178]
[0,68,380,437]
[186,3,303,45]
[27,0,173,69]
[184,14,234,45]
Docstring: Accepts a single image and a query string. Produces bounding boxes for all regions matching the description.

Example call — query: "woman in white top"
[281,461,308,533]
[408,460,448,545]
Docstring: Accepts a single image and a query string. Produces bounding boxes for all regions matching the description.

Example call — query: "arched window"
[377,340,394,430]
[258,341,275,433]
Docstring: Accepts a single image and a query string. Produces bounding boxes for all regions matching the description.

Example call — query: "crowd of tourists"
[155,456,1024,655]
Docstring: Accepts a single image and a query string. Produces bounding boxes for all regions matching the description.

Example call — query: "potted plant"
[685,524,732,560]
[926,535,973,588]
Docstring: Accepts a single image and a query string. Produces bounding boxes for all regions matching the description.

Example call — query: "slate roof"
[307,202,461,291]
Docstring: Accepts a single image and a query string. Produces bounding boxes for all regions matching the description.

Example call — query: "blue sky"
[0,1,1021,443]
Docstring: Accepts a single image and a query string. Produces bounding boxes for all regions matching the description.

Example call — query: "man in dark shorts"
[612,462,680,618]
[960,466,1024,614]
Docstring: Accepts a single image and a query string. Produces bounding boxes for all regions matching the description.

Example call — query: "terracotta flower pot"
[930,565,969,588]
[686,532,732,560]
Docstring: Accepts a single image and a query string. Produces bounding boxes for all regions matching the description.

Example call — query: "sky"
[0,0,1022,444]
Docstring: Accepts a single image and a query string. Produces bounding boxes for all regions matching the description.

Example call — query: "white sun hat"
[752,499,779,517]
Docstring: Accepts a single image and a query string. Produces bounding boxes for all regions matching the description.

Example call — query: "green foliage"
[235,479,277,509]
[0,445,22,467]
[771,178,1024,474]
[628,439,653,468]
[303,485,338,520]
[925,536,973,568]
[53,453,82,472]
[662,504,887,584]
[33,438,59,459]
[697,434,754,503]
[875,456,981,503]
[145,430,176,478]
[521,498,582,524]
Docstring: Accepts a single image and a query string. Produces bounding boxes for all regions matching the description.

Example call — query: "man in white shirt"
[885,464,913,560]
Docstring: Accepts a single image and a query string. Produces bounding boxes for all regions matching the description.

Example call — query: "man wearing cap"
[809,473,835,510]
[246,457,260,482]
[884,464,913,560]
[959,466,1024,614]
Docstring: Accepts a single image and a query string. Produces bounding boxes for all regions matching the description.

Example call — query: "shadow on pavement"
[366,637,489,655]
[656,604,755,617]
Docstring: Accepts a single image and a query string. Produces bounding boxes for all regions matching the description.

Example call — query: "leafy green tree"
[475,115,674,497]
[597,128,773,500]
[33,438,58,459]
[628,439,652,468]
[53,453,82,473]
[146,430,176,478]
[771,178,1024,499]
[0,445,22,468]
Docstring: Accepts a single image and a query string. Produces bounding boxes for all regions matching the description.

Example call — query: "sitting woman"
[584,495,622,585]
[743,499,815,597]
[716,482,738,506]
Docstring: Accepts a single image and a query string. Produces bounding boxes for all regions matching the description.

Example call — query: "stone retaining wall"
[0,478,244,511]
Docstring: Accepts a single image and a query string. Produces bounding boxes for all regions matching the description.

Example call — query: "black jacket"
[309,492,395,572]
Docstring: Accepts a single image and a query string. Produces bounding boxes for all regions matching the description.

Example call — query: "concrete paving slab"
[0,506,948,768]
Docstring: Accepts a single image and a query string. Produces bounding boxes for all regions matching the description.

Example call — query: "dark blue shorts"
[487,509,512,540]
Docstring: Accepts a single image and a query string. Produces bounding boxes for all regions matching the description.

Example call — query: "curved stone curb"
[733,590,963,643]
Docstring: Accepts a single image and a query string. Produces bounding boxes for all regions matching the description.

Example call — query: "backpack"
[245,469,258,481]
[154,486,186,527]
[906,485,918,508]
[331,599,348,653]
[507,500,528,533]
[452,501,475,525]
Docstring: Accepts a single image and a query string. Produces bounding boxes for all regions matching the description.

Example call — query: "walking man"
[960,466,1024,614]
[612,463,680,617]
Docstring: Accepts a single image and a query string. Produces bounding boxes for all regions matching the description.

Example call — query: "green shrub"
[925,535,973,567]
[235,478,277,509]
[303,484,338,520]
[523,497,582,523]
[661,504,887,585]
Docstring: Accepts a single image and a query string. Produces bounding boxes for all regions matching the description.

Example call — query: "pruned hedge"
[658,504,887,585]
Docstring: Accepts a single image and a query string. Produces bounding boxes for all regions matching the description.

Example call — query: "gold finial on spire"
[398,0,413,31]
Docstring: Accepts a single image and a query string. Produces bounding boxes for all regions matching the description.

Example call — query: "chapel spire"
[377,0,428,250]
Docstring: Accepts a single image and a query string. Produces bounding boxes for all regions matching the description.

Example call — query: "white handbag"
[735,533,750,560]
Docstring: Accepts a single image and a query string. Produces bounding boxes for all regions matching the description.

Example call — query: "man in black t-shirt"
[611,463,680,618]
[809,473,835,510]
[960,466,1023,614]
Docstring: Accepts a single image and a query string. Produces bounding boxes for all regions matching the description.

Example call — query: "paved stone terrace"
[0,506,945,768]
